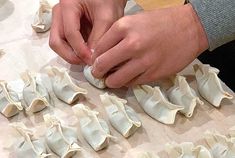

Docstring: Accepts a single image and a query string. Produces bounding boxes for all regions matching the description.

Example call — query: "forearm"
[189,0,235,51]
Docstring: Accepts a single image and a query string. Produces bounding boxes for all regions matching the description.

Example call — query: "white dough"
[11,122,50,158]
[83,65,106,89]
[100,93,141,137]
[168,75,204,117]
[194,64,233,107]
[44,114,81,158]
[46,66,87,104]
[72,104,113,151]
[0,81,23,117]
[133,85,184,125]
[21,71,49,113]
[138,152,160,158]
[32,0,52,33]
[166,142,212,158]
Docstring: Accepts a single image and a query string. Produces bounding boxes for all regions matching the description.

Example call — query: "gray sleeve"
[189,0,235,51]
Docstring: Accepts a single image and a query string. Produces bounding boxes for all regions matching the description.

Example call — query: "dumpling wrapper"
[133,85,184,125]
[204,130,235,158]
[138,152,160,158]
[11,122,50,158]
[100,93,141,138]
[21,71,49,113]
[0,81,23,117]
[72,104,113,151]
[194,64,233,107]
[44,114,81,158]
[32,0,52,33]
[83,65,106,89]
[168,75,204,117]
[166,142,212,158]
[46,66,87,104]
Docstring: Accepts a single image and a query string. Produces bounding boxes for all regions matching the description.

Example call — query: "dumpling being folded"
[83,65,106,89]
[72,104,113,151]
[32,0,52,33]
[100,93,141,138]
[166,142,212,158]
[133,85,184,125]
[168,75,204,117]
[0,81,23,117]
[46,66,87,104]
[194,64,233,107]
[21,71,49,113]
[44,114,81,158]
[11,122,50,158]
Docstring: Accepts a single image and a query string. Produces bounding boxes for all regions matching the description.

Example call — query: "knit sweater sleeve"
[189,0,235,51]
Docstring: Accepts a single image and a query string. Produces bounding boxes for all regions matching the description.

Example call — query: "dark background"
[198,40,235,91]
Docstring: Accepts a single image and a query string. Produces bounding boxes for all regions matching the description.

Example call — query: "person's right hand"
[49,0,127,65]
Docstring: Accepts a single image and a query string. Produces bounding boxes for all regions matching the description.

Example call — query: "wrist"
[184,3,209,55]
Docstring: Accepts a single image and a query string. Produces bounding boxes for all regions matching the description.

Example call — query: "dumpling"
[11,122,50,158]
[46,66,87,104]
[204,130,235,158]
[133,85,184,125]
[168,75,204,117]
[21,71,49,113]
[100,93,141,138]
[44,114,81,158]
[72,104,113,151]
[194,64,233,107]
[83,65,106,89]
[0,81,23,117]
[166,142,212,158]
[137,152,160,158]
[32,0,52,33]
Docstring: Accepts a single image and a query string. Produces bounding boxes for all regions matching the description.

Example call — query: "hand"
[92,4,209,88]
[49,0,127,65]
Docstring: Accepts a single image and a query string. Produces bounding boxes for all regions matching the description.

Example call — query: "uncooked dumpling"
[32,0,52,33]
[194,64,233,107]
[11,122,50,158]
[133,85,183,124]
[44,114,81,158]
[0,81,23,117]
[83,65,106,89]
[100,93,141,137]
[204,130,235,158]
[166,142,212,158]
[72,104,113,151]
[138,152,160,158]
[168,75,204,117]
[21,71,49,113]
[46,66,87,104]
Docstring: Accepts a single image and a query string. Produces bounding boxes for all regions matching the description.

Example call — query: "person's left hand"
[92,4,209,88]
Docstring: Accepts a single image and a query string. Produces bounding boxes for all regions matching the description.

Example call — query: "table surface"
[0,0,235,158]
[136,0,185,10]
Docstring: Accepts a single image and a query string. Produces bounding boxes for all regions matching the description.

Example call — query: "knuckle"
[114,17,129,32]
[126,34,141,51]
[64,30,74,39]
[140,57,151,68]
[49,37,59,51]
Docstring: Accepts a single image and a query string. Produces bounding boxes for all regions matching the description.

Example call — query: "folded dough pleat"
[0,81,23,117]
[11,122,50,158]
[100,93,141,138]
[44,114,81,158]
[83,65,106,89]
[46,66,87,104]
[194,64,233,107]
[168,75,204,117]
[21,71,49,113]
[133,85,184,125]
[72,104,113,151]
[32,0,52,33]
[166,142,212,158]
[204,130,235,158]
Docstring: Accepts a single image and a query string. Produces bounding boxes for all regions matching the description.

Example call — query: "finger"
[92,21,126,63]
[87,19,113,49]
[128,70,158,86]
[92,39,132,79]
[105,59,146,88]
[49,4,83,64]
[60,0,92,65]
